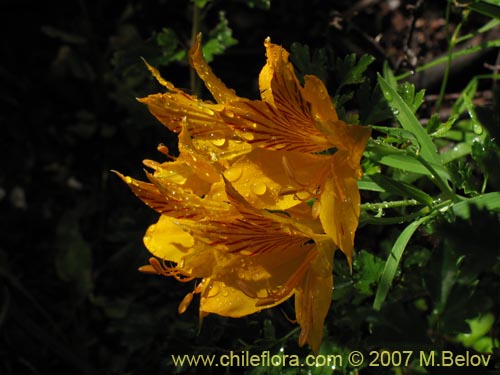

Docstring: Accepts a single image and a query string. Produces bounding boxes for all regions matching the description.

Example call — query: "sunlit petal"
[189,33,239,104]
[319,151,361,267]
[295,240,335,353]
[143,215,194,263]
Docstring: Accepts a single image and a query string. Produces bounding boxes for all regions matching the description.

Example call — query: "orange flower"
[119,34,370,352]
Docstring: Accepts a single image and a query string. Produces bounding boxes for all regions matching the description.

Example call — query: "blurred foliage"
[1,0,500,374]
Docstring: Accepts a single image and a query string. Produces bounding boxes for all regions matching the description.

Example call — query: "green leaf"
[194,0,210,8]
[357,80,393,125]
[202,11,238,63]
[377,74,442,167]
[289,43,327,83]
[155,28,186,64]
[335,53,375,91]
[452,192,500,219]
[369,174,434,206]
[440,142,472,164]
[398,81,425,114]
[373,215,431,310]
[464,0,500,19]
[353,250,386,295]
[366,142,451,181]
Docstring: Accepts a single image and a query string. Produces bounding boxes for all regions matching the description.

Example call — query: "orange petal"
[189,33,238,104]
[319,152,361,267]
[223,39,332,153]
[138,91,227,137]
[223,99,331,153]
[143,215,194,263]
[295,240,335,353]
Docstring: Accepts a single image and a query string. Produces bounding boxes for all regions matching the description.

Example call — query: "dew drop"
[473,123,483,134]
[224,166,243,182]
[384,91,393,102]
[251,181,267,195]
[207,282,220,298]
[240,131,255,141]
[169,173,187,185]
[210,137,226,147]
[221,289,229,297]
[391,107,399,115]
[200,106,215,116]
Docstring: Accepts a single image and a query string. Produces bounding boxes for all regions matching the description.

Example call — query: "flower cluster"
[118,34,371,352]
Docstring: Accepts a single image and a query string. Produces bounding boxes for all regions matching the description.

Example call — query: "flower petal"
[143,215,194,263]
[189,33,239,104]
[295,240,334,353]
[319,151,361,267]
[222,39,331,153]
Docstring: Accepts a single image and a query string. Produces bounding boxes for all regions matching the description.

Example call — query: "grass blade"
[377,74,442,167]
[373,215,431,310]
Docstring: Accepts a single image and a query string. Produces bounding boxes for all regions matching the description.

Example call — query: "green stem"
[435,4,465,112]
[361,199,421,211]
[412,152,457,202]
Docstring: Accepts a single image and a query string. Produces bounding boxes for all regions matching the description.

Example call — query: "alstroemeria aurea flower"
[218,38,371,266]
[139,34,370,264]
[120,33,371,352]
[120,158,335,352]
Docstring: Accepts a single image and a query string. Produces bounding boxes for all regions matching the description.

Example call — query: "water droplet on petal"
[224,166,243,182]
[210,137,226,147]
[240,131,255,141]
[251,181,267,195]
[207,282,220,298]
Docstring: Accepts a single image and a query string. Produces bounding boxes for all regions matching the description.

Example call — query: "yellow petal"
[200,244,317,318]
[141,58,176,91]
[303,74,338,122]
[199,279,282,317]
[295,240,335,353]
[223,38,331,153]
[114,171,176,215]
[177,121,220,184]
[189,33,238,104]
[138,92,226,137]
[319,152,361,267]
[143,215,194,263]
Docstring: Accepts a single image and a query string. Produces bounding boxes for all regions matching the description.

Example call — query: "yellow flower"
[217,38,371,266]
[119,33,371,352]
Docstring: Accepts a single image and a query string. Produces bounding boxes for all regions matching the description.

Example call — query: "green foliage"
[202,11,238,63]
[289,43,327,83]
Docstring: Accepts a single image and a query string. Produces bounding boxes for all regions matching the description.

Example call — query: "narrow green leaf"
[358,176,386,192]
[452,192,500,219]
[377,74,442,167]
[373,215,431,310]
[441,142,472,164]
[378,154,451,180]
[396,39,500,80]
[370,174,434,206]
[468,0,500,20]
